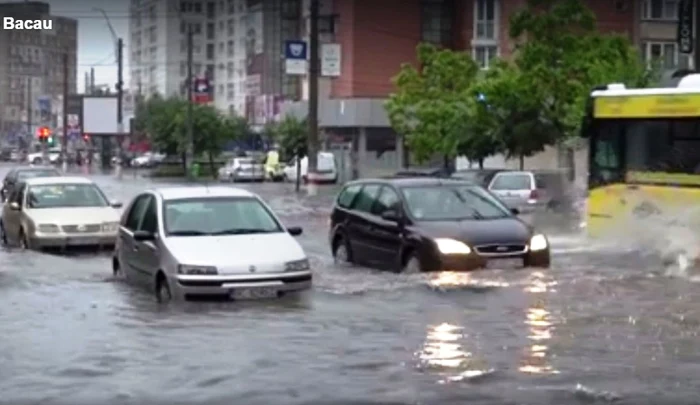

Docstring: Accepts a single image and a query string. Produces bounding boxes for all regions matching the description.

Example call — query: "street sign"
[38,96,51,123]
[321,43,341,77]
[193,78,211,103]
[284,40,307,75]
[678,0,694,54]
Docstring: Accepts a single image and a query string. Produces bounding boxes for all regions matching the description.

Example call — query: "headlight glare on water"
[177,265,218,275]
[529,234,548,251]
[435,238,471,254]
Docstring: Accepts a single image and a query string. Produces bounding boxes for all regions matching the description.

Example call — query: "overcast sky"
[47,0,130,92]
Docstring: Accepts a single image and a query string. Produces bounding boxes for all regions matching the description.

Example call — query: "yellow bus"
[584,75,700,236]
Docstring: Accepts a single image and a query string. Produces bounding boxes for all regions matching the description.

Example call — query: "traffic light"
[37,126,50,141]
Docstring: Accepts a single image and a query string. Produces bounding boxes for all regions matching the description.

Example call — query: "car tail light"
[529,189,540,199]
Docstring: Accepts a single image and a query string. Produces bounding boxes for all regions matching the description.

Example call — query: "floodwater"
[1,167,699,405]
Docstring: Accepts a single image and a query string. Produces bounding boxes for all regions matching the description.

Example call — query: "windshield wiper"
[210,228,275,235]
[168,230,209,236]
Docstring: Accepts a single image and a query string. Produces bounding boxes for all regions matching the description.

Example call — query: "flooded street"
[1,167,700,404]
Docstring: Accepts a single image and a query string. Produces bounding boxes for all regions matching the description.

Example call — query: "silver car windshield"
[401,185,511,220]
[164,197,283,236]
[27,184,109,208]
[17,169,60,180]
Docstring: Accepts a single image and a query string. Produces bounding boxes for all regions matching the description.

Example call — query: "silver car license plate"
[230,287,278,300]
[486,258,523,269]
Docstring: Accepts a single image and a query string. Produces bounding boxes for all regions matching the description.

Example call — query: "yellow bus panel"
[593,94,700,118]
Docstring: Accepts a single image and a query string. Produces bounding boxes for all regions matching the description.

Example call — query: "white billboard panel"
[83,97,118,134]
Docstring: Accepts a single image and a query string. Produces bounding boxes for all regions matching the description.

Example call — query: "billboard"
[82,96,118,134]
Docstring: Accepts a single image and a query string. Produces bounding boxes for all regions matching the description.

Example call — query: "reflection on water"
[416,323,494,383]
[428,271,510,290]
[520,271,559,375]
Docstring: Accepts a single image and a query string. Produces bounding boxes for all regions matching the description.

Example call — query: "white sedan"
[112,186,311,302]
[0,176,122,249]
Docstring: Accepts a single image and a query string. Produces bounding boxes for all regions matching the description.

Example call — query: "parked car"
[218,156,265,182]
[27,147,61,165]
[283,152,338,183]
[329,177,550,272]
[112,186,311,302]
[131,152,165,168]
[0,176,122,250]
[451,168,506,187]
[394,167,451,178]
[1,166,61,201]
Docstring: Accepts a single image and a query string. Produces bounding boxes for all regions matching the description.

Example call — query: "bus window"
[590,122,624,185]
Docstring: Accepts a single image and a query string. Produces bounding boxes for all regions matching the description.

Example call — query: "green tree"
[386,43,480,166]
[507,0,657,151]
[275,115,307,191]
[192,106,247,174]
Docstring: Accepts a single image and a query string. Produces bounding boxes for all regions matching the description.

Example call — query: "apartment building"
[0,1,77,138]
[638,0,692,74]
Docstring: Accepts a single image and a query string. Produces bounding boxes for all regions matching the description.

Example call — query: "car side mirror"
[111,200,123,208]
[510,207,520,215]
[9,202,20,211]
[133,230,156,241]
[381,210,401,222]
[287,226,303,236]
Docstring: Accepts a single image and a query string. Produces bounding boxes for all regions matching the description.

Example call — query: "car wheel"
[155,273,172,303]
[333,236,353,265]
[0,221,8,246]
[402,253,423,273]
[112,257,123,278]
[524,252,551,268]
[32,157,42,164]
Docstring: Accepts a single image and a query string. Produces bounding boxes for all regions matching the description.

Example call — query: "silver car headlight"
[529,234,548,251]
[37,224,60,233]
[102,222,119,232]
[177,265,218,275]
[285,258,310,272]
[434,238,471,254]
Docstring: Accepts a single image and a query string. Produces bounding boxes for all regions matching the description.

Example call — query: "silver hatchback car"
[112,186,311,302]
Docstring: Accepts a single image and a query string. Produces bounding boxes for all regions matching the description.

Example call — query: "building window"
[642,0,678,20]
[641,41,688,69]
[180,62,186,76]
[206,64,215,80]
[421,0,453,46]
[149,26,156,42]
[206,44,215,59]
[228,0,235,14]
[227,19,235,36]
[227,40,234,56]
[148,5,155,20]
[206,1,216,18]
[227,62,234,78]
[475,0,497,40]
[473,46,497,69]
[227,83,234,100]
[206,23,215,39]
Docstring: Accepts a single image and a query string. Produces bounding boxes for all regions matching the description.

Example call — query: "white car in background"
[27,147,61,165]
[112,186,311,302]
[0,176,123,249]
[218,157,265,182]
[283,152,338,184]
[131,152,165,168]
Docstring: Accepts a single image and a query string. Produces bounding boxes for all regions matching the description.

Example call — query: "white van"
[283,152,338,184]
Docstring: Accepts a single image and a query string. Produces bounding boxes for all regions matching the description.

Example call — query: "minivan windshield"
[17,169,60,180]
[164,197,283,236]
[401,185,511,220]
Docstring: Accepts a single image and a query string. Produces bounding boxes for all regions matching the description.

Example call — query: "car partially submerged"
[0,176,122,249]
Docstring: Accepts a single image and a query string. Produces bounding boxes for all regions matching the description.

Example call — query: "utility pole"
[61,52,69,172]
[307,0,320,195]
[116,38,124,179]
[185,23,194,180]
[694,0,700,70]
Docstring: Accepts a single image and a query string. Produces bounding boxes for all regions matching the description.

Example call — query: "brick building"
[281,0,689,177]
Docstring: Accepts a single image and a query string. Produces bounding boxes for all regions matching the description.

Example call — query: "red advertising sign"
[193,78,211,103]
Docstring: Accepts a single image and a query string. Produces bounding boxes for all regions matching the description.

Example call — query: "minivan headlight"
[102,222,119,232]
[529,234,548,251]
[285,258,310,272]
[435,238,471,254]
[177,265,218,275]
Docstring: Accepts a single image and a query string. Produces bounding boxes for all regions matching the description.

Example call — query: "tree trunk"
[181,152,187,175]
[207,151,215,177]
[478,158,484,169]
[519,154,524,170]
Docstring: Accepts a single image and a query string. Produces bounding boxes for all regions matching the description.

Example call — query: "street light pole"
[185,23,194,180]
[61,52,69,173]
[307,0,320,195]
